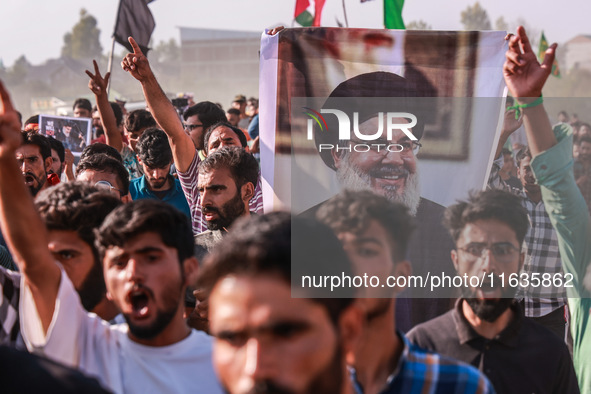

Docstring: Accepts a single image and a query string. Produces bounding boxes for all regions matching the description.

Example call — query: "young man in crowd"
[120,37,263,235]
[198,212,363,394]
[504,26,591,393]
[407,189,578,393]
[76,153,130,202]
[17,131,53,197]
[130,128,191,218]
[318,190,494,394]
[0,80,223,393]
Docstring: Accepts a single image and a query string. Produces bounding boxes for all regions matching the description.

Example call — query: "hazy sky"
[1,0,588,66]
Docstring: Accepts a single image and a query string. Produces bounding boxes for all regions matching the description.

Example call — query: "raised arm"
[86,60,123,152]
[121,37,196,172]
[0,80,61,333]
[503,26,557,154]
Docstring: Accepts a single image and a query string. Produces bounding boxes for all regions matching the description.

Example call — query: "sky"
[1,0,589,67]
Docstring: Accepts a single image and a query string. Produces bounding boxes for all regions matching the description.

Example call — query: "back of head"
[199,212,355,324]
[109,102,124,127]
[76,153,130,195]
[95,200,194,263]
[81,143,123,163]
[35,181,122,258]
[73,98,92,113]
[198,146,258,190]
[444,189,529,245]
[21,131,51,160]
[124,109,157,133]
[136,128,172,168]
[183,101,226,130]
[317,189,415,262]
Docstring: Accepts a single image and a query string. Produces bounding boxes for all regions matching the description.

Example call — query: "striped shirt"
[350,333,495,394]
[177,150,264,235]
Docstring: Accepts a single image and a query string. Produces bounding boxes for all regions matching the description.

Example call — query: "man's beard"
[203,191,246,231]
[23,171,46,197]
[335,154,421,215]
[461,285,516,323]
[124,278,184,340]
[77,259,107,312]
[149,176,168,190]
[225,342,344,394]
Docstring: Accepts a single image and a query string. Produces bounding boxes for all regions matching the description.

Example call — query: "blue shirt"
[350,333,495,394]
[530,123,591,393]
[129,175,191,219]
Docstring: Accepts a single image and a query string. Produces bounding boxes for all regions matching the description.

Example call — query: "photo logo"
[305,108,418,153]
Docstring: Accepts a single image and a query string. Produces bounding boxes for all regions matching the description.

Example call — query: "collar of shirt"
[452,298,523,348]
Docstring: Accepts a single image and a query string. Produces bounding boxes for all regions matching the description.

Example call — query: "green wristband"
[507,95,543,120]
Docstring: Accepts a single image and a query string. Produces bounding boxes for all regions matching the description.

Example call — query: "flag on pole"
[113,0,156,54]
[538,31,560,78]
[384,0,405,29]
[294,0,326,27]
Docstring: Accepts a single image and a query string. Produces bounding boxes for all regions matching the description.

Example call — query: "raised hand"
[121,36,154,82]
[0,80,23,160]
[504,26,557,101]
[86,60,110,97]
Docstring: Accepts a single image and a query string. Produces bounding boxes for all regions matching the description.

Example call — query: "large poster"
[38,114,91,156]
[259,28,507,211]
[259,28,507,329]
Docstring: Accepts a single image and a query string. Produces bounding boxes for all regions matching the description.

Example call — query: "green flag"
[538,31,560,78]
[384,0,405,29]
[295,9,314,26]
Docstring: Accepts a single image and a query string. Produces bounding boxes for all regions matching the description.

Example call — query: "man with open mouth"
[16,131,53,197]
[408,189,578,394]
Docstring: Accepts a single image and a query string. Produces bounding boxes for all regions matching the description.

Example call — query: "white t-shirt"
[20,271,224,394]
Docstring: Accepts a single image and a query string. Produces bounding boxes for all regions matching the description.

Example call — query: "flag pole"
[106,37,116,97]
[107,0,124,97]
[342,0,349,27]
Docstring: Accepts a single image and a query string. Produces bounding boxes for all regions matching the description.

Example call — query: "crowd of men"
[0,26,588,393]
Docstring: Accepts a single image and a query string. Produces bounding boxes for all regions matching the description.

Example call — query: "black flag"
[113,0,155,54]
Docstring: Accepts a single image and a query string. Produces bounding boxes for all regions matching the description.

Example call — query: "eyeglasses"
[348,139,422,156]
[95,181,125,197]
[457,242,520,263]
[183,123,203,131]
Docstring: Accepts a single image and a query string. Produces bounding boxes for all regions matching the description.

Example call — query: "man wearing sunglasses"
[408,189,578,394]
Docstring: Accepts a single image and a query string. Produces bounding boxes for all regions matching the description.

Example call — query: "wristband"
[507,95,543,120]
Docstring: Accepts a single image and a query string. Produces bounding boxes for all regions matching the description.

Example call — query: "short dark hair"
[24,115,39,127]
[81,143,123,163]
[36,181,122,260]
[203,121,248,154]
[444,189,529,246]
[76,153,130,195]
[124,109,157,133]
[515,146,532,167]
[73,98,92,113]
[21,131,51,160]
[198,147,258,192]
[109,102,124,127]
[136,128,172,168]
[198,212,355,324]
[95,200,194,264]
[226,108,241,116]
[576,134,591,146]
[47,137,65,163]
[317,190,414,262]
[182,101,226,131]
[501,148,512,157]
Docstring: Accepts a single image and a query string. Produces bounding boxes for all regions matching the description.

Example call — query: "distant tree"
[406,20,432,30]
[152,39,180,64]
[6,55,31,84]
[495,16,508,32]
[460,2,491,30]
[62,9,103,59]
